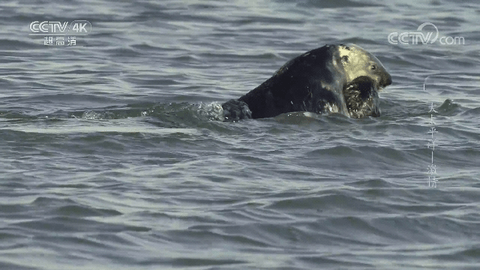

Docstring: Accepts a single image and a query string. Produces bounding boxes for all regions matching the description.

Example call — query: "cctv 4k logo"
[29,20,92,35]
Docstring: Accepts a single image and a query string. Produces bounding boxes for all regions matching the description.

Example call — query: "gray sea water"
[1,0,480,269]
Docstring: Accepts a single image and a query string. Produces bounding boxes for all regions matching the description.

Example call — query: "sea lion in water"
[221,44,392,121]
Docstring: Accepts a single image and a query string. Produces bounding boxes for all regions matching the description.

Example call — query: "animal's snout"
[382,73,392,87]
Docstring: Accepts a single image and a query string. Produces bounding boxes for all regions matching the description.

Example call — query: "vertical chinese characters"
[427,97,438,187]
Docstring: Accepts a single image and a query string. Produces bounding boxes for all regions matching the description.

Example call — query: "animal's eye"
[371,64,377,70]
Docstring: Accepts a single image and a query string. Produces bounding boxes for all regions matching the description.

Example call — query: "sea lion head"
[337,44,392,90]
[334,44,392,117]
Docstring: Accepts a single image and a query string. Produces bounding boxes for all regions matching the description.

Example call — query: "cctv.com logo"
[388,22,465,45]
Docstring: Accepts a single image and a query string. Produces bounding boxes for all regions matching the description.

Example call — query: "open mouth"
[344,76,381,118]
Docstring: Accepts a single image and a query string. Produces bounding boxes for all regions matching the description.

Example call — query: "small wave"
[461,106,480,117]
[1,125,200,135]
[437,99,463,115]
[0,39,39,50]
[297,0,380,9]
[196,102,225,121]
[1,101,228,129]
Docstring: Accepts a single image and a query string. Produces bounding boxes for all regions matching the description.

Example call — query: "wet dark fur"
[222,44,391,121]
